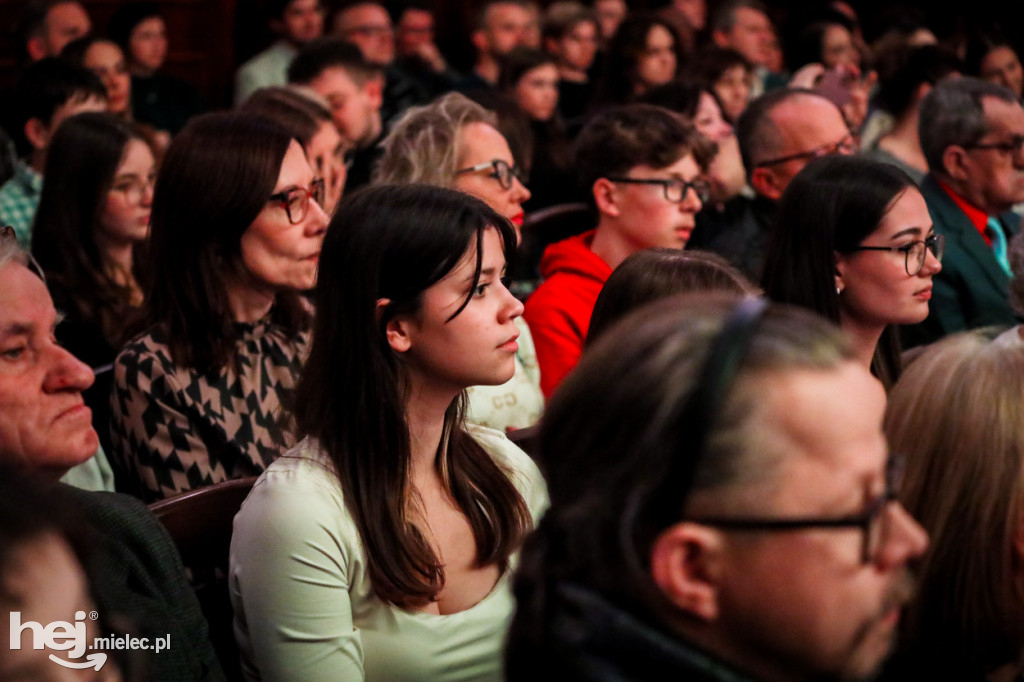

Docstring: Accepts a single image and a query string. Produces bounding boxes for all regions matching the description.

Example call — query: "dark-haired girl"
[229,184,547,681]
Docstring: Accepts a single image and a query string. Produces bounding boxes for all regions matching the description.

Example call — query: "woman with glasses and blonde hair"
[762,155,943,388]
[375,92,543,432]
[31,112,156,454]
[109,111,328,501]
[883,329,1024,681]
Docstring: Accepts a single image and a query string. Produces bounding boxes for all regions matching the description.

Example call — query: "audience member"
[788,10,861,73]
[590,0,626,47]
[542,3,599,125]
[0,58,105,247]
[499,47,574,211]
[904,77,1024,345]
[863,43,962,184]
[331,0,427,124]
[1001,232,1024,346]
[709,0,778,95]
[658,0,707,56]
[592,14,680,107]
[229,184,547,681]
[234,0,324,105]
[288,38,384,189]
[242,85,348,214]
[464,0,537,90]
[60,35,132,121]
[587,248,756,344]
[109,112,326,501]
[964,28,1024,103]
[392,1,459,97]
[375,93,542,431]
[884,330,1024,680]
[507,295,928,680]
[762,155,943,388]
[524,104,714,396]
[0,231,224,680]
[686,46,754,124]
[18,0,91,62]
[700,88,852,279]
[108,2,205,135]
[32,112,155,453]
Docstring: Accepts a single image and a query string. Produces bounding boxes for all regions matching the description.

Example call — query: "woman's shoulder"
[466,424,548,519]
[241,438,351,521]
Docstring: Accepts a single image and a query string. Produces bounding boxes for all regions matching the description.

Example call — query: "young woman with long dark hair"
[229,184,547,681]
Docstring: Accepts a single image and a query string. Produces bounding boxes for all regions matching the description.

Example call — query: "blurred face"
[675,0,707,31]
[717,7,775,68]
[306,121,347,215]
[0,264,97,476]
[836,188,942,329]
[454,122,531,237]
[83,41,131,116]
[980,46,1024,100]
[593,0,626,43]
[396,228,524,394]
[514,63,559,121]
[481,3,535,57]
[637,25,677,92]
[699,362,927,682]
[555,19,599,73]
[396,8,434,58]
[754,95,852,199]
[99,139,155,248]
[38,1,90,58]
[279,0,323,44]
[821,24,859,70]
[307,66,382,148]
[609,153,704,249]
[128,16,168,73]
[334,3,394,66]
[0,533,115,681]
[714,64,752,122]
[958,96,1024,214]
[695,91,732,141]
[240,141,328,294]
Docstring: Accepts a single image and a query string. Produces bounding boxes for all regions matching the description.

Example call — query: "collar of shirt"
[936,177,991,246]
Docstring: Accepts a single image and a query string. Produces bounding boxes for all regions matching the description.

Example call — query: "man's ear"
[649,522,724,622]
[471,28,488,54]
[941,145,971,183]
[23,118,49,152]
[592,177,619,217]
[364,75,384,109]
[26,37,48,62]
[377,298,412,353]
[834,250,847,295]
[750,166,783,201]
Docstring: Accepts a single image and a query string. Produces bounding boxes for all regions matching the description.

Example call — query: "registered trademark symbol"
[89,611,98,621]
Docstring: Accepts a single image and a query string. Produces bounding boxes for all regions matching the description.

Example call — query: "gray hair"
[919,77,1020,175]
[709,0,769,35]
[373,92,497,187]
[0,229,29,272]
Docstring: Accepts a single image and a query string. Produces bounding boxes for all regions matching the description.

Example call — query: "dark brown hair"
[293,183,532,607]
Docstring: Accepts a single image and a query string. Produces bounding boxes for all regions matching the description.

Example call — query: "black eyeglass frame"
[849,232,945,276]
[754,133,856,168]
[454,159,526,190]
[605,176,711,203]
[689,454,905,565]
[963,134,1024,156]
[268,178,326,225]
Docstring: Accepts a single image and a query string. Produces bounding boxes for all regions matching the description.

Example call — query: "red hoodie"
[524,230,613,397]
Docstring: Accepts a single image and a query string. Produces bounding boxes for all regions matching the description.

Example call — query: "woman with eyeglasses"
[109,111,327,501]
[229,184,547,682]
[375,93,543,433]
[31,112,156,455]
[761,155,943,388]
[882,329,1024,681]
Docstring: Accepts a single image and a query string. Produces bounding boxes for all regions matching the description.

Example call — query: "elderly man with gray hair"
[906,77,1024,346]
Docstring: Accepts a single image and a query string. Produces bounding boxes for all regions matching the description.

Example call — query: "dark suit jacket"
[903,174,1021,347]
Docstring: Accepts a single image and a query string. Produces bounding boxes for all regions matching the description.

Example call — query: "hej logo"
[9,610,107,671]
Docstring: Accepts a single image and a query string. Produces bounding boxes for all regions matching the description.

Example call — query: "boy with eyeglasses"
[523,103,715,397]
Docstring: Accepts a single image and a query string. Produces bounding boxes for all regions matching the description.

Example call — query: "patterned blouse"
[109,317,309,502]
